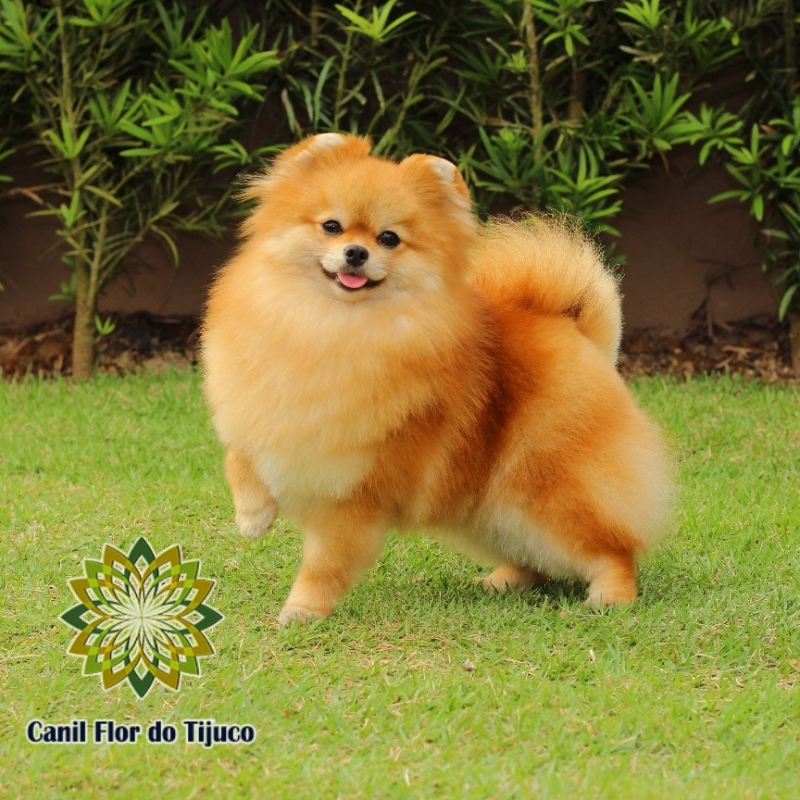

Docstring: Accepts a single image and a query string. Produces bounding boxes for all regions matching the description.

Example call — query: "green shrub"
[682,1,800,323]
[270,0,798,316]
[269,1,739,238]
[0,0,280,377]
[1,0,798,376]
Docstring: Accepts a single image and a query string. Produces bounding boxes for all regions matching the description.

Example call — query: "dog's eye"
[322,220,342,235]
[377,230,400,248]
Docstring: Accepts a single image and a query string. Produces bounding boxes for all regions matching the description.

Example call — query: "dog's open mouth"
[322,269,384,291]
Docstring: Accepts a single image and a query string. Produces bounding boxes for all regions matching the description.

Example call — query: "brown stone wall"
[614,148,776,330]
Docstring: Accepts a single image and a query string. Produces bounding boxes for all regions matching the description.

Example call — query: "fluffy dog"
[202,133,674,623]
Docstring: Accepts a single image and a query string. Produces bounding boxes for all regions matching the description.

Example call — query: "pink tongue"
[338,272,368,289]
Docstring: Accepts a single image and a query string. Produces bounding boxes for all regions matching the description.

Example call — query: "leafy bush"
[267,1,741,239]
[1,0,798,375]
[0,0,280,377]
[268,0,799,326]
[681,1,800,326]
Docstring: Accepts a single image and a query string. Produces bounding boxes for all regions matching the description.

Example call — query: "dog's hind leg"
[582,551,638,608]
[475,564,546,594]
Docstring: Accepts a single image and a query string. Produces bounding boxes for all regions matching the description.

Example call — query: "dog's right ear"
[242,134,372,201]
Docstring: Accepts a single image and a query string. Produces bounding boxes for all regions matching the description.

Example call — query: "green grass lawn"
[1,370,798,799]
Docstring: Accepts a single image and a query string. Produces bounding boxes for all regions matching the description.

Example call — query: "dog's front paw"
[235,505,277,538]
[277,603,325,626]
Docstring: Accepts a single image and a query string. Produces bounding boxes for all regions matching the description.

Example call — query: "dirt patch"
[0,312,199,379]
[618,312,796,384]
[0,310,797,383]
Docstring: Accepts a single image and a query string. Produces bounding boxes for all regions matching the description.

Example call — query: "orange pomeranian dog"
[202,133,674,624]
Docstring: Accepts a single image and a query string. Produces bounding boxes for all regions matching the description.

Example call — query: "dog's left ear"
[400,154,473,215]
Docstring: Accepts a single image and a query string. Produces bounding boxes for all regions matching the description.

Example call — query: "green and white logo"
[61,537,223,699]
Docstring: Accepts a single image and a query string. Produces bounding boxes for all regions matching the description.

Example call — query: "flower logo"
[61,537,223,699]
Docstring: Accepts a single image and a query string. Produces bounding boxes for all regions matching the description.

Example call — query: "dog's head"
[241,133,477,303]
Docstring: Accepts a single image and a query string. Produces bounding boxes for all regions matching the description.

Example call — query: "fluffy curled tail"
[471,216,623,364]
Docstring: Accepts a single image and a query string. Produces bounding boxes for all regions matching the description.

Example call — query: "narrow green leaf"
[83,185,122,207]
[752,194,764,221]
[120,147,162,157]
[778,283,798,320]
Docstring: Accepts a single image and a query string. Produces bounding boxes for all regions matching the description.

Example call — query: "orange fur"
[202,133,674,623]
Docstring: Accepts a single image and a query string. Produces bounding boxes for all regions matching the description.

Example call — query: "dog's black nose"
[344,245,369,268]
